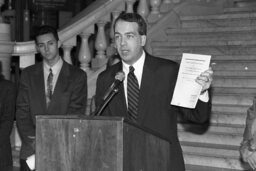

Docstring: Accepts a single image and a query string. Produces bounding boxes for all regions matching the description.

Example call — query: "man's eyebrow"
[125,32,135,35]
[114,32,136,35]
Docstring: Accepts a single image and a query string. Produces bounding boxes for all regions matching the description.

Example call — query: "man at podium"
[95,12,213,171]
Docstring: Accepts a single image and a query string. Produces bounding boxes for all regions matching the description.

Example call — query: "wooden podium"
[36,115,170,171]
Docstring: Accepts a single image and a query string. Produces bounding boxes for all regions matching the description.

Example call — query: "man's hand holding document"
[171,53,213,108]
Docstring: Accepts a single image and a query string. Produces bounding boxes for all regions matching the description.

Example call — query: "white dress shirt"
[43,57,63,95]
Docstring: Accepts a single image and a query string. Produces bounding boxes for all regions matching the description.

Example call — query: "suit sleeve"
[0,81,16,145]
[95,72,112,116]
[67,71,87,115]
[177,100,210,123]
[16,70,36,156]
[95,73,104,109]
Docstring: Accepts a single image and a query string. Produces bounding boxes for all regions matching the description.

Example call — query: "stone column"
[0,0,12,80]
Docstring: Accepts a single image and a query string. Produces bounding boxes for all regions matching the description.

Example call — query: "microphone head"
[115,71,125,82]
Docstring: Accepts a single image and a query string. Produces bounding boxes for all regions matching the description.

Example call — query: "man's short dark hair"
[114,12,147,36]
[35,25,59,44]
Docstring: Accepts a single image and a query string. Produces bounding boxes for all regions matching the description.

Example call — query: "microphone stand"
[94,88,119,116]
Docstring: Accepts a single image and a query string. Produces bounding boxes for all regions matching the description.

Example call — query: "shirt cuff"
[199,90,209,102]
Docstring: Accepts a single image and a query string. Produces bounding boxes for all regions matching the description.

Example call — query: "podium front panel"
[36,116,123,171]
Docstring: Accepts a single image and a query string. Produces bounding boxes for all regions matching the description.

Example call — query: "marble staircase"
[151,6,256,171]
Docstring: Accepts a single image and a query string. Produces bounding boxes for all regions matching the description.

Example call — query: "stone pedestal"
[0,23,12,80]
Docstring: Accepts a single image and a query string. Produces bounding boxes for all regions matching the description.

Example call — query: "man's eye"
[114,35,120,40]
[127,35,133,39]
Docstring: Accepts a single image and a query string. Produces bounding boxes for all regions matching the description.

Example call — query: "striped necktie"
[46,68,53,107]
[127,66,140,121]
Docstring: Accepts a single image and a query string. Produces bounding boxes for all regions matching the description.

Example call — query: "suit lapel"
[138,55,156,122]
[33,63,47,114]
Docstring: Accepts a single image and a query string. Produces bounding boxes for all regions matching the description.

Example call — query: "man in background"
[0,64,16,171]
[240,97,256,170]
[16,25,87,171]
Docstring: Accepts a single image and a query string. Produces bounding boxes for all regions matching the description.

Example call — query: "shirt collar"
[122,51,145,76]
[43,57,63,75]
[122,51,145,87]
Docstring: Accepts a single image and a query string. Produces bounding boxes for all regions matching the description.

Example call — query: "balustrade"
[78,26,94,74]
[137,0,150,20]
[62,36,76,64]
[160,0,172,13]
[93,20,108,68]
[148,0,162,23]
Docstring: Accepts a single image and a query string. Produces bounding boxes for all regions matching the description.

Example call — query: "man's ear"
[35,44,39,52]
[141,35,147,46]
[57,40,61,48]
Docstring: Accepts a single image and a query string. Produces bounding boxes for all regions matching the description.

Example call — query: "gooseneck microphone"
[94,71,125,116]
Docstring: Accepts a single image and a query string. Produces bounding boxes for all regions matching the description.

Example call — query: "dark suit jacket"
[16,61,87,159]
[0,79,16,168]
[95,53,210,171]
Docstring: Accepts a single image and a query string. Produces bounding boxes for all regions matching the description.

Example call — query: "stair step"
[211,60,256,70]
[152,40,256,47]
[233,0,256,8]
[178,123,245,134]
[178,131,242,147]
[185,164,247,171]
[212,87,256,95]
[179,110,246,127]
[210,112,246,126]
[167,26,256,34]
[181,12,256,28]
[158,55,256,62]
[152,45,256,56]
[167,31,256,42]
[224,6,256,13]
[213,76,256,88]
[212,104,249,114]
[183,154,249,170]
[214,70,256,77]
[181,12,256,21]
[212,94,254,106]
[182,145,240,159]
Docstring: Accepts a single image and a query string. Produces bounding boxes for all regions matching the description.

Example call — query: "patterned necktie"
[46,68,53,107]
[127,66,140,121]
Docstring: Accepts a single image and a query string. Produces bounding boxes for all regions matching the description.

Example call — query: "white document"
[26,154,35,170]
[171,53,211,108]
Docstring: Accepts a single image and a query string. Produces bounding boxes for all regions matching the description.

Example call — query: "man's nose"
[45,45,49,52]
[120,37,126,46]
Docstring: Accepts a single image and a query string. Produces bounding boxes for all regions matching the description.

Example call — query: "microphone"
[94,71,125,116]
[102,71,125,101]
